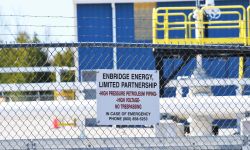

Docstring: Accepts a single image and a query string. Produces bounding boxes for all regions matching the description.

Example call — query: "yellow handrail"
[201,5,246,42]
[201,5,245,20]
[155,12,188,40]
[240,5,250,80]
[153,5,246,44]
[187,11,242,38]
[156,6,196,12]
[169,20,239,25]
[154,7,195,41]
[247,6,250,40]
[153,5,248,80]
[156,13,187,25]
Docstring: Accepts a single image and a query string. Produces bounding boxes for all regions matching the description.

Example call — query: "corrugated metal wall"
[76,0,250,95]
[77,4,113,79]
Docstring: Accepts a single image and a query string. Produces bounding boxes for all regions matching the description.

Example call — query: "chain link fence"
[0,42,249,149]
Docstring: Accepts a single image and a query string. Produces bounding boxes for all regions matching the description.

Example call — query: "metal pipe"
[160,96,249,119]
[0,96,248,122]
[111,3,117,70]
[196,0,200,8]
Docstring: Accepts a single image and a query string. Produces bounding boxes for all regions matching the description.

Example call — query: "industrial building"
[75,0,250,97]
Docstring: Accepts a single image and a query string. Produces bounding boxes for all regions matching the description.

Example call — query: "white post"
[73,1,80,100]
[189,116,213,136]
[55,69,61,83]
[79,119,86,138]
[37,91,41,101]
[56,69,64,101]
[155,120,184,137]
[196,0,200,8]
[240,118,250,136]
[112,3,117,70]
[196,55,203,70]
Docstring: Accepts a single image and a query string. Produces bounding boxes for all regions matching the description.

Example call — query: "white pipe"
[196,0,200,7]
[165,78,249,88]
[0,100,96,121]
[0,95,249,137]
[205,0,215,6]
[0,95,249,121]
[161,95,250,136]
[160,96,250,119]
[112,3,117,70]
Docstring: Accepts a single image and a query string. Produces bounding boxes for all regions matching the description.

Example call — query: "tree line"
[0,32,75,101]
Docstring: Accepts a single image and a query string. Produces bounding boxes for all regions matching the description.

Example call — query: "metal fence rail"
[0,136,246,150]
[1,42,250,49]
[0,42,250,149]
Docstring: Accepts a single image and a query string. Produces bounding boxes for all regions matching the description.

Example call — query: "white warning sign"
[96,69,160,125]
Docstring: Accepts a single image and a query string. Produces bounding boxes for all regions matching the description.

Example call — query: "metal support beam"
[164,55,193,85]
[154,51,165,97]
[154,54,193,97]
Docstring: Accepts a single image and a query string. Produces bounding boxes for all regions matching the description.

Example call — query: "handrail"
[187,11,242,38]
[153,7,196,41]
[169,20,240,25]
[201,5,246,42]
[153,5,246,43]
[155,6,196,12]
[155,13,187,25]
[247,6,250,38]
[156,12,188,39]
[201,5,245,20]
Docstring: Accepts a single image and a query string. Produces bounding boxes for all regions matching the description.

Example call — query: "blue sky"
[0,0,75,42]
